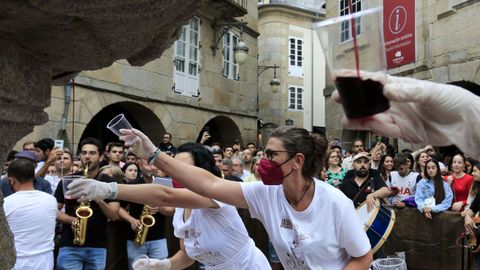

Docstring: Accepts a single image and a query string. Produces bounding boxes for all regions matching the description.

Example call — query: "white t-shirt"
[390,171,419,202]
[341,156,353,170]
[35,161,45,174]
[172,200,269,269]
[241,179,370,270]
[4,190,57,257]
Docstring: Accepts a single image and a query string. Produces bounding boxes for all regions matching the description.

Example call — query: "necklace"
[288,180,312,207]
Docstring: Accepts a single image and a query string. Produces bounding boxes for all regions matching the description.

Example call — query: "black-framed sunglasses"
[264,149,296,160]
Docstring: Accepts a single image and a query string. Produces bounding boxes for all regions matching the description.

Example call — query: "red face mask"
[258,158,294,185]
[172,179,185,188]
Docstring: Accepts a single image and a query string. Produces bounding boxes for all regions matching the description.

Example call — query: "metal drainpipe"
[311,26,315,132]
[60,82,71,132]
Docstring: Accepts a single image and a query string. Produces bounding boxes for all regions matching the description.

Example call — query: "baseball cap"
[352,152,371,163]
[14,151,37,162]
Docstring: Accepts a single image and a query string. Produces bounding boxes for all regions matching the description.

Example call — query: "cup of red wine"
[314,6,389,119]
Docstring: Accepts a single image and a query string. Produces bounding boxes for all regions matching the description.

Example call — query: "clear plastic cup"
[314,7,390,119]
[374,257,407,270]
[107,114,134,137]
[62,175,83,199]
[132,254,150,269]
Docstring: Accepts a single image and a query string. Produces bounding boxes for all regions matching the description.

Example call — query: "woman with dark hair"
[378,154,394,182]
[415,159,453,219]
[122,162,139,183]
[465,157,475,175]
[463,160,480,270]
[414,151,430,178]
[446,153,474,212]
[405,152,415,171]
[68,127,373,269]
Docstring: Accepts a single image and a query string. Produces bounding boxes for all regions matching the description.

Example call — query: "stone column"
[0,39,51,268]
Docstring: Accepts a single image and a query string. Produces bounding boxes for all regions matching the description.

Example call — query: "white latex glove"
[65,179,117,202]
[132,258,171,270]
[332,71,480,158]
[119,128,157,159]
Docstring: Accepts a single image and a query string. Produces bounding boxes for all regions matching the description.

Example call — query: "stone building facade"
[16,0,261,152]
[257,0,326,145]
[324,0,480,152]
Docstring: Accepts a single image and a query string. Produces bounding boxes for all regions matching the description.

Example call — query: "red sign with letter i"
[383,0,416,69]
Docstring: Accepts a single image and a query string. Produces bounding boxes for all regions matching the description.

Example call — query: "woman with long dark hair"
[415,159,453,219]
[378,154,394,182]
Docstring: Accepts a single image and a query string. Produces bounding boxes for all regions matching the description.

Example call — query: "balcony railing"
[210,0,248,17]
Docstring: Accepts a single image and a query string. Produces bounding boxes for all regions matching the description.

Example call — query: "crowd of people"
[4,71,480,269]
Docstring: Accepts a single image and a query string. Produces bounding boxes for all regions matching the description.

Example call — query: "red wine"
[334,76,390,119]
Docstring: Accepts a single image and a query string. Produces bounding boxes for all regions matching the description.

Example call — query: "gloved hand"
[65,179,117,202]
[332,71,480,158]
[132,258,171,270]
[119,128,157,159]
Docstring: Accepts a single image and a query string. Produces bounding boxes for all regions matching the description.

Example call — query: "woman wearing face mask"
[70,143,269,270]
[67,127,373,269]
[415,159,453,219]
[446,153,474,212]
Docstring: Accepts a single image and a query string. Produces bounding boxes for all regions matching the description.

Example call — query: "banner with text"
[383,0,416,69]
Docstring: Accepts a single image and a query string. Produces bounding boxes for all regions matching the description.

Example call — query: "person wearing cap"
[0,151,52,197]
[340,152,390,210]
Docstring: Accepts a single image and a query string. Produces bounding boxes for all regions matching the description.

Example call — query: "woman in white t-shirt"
[68,127,373,270]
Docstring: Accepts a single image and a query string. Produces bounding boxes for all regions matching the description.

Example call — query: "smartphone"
[204,126,210,133]
[54,139,64,151]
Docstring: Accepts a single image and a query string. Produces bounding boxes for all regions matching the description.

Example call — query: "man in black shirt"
[119,159,174,269]
[55,137,120,270]
[340,152,390,210]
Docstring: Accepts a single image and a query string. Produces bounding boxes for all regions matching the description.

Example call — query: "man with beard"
[340,152,390,210]
[55,137,120,269]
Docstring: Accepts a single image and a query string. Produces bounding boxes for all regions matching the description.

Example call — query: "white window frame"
[288,85,304,111]
[288,37,303,77]
[339,0,362,43]
[222,31,240,80]
[173,16,200,97]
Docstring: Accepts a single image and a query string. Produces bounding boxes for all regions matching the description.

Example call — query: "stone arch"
[79,101,165,152]
[196,116,242,147]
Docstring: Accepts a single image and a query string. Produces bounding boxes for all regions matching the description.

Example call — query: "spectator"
[2,150,17,177]
[414,151,430,178]
[466,157,475,175]
[415,159,453,219]
[246,142,256,153]
[378,154,394,182]
[125,152,137,164]
[220,158,243,182]
[122,162,139,183]
[465,160,480,209]
[243,148,254,172]
[389,153,420,208]
[325,149,347,188]
[34,138,55,174]
[244,157,261,182]
[224,146,234,159]
[211,149,223,169]
[159,132,176,157]
[108,142,125,168]
[231,156,250,181]
[22,141,36,153]
[342,138,364,170]
[3,159,57,270]
[1,151,52,196]
[44,150,73,194]
[445,153,474,212]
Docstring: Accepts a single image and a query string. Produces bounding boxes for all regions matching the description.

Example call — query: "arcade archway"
[196,116,242,147]
[79,102,165,152]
